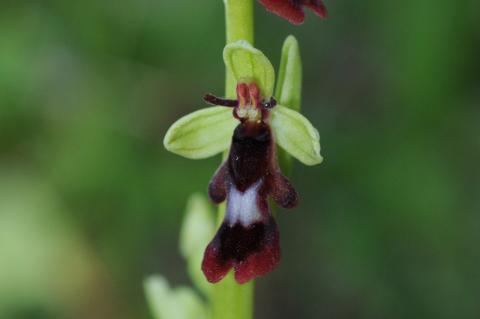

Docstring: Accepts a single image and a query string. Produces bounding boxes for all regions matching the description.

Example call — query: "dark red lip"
[258,0,328,25]
[201,83,298,283]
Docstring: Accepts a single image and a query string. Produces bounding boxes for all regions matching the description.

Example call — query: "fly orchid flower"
[258,0,328,25]
[164,37,323,284]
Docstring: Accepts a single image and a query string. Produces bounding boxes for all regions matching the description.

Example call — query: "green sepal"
[223,40,275,97]
[270,105,323,166]
[275,35,302,112]
[144,276,208,319]
[275,35,303,172]
[179,193,215,296]
[164,106,237,159]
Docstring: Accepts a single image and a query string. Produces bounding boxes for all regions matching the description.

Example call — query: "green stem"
[224,0,254,98]
[210,1,254,319]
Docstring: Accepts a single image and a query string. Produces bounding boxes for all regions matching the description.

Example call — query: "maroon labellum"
[258,0,328,25]
[201,83,298,284]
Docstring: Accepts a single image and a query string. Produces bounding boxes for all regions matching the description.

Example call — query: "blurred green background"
[1,0,479,318]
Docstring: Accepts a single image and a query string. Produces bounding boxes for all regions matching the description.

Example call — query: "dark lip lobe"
[201,217,280,284]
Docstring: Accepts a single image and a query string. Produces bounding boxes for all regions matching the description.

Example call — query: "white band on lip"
[225,180,263,227]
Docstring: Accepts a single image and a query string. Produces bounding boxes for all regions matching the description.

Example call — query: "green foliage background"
[1,1,479,318]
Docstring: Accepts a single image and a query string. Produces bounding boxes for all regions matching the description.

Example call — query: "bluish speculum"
[202,82,298,284]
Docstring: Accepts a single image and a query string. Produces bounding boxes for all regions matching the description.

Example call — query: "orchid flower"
[258,0,328,25]
[163,37,322,284]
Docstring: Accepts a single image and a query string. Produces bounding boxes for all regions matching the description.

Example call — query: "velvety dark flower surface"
[259,0,327,25]
[201,83,298,284]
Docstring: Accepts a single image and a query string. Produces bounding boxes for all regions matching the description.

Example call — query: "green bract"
[144,276,208,319]
[270,105,323,165]
[179,194,215,296]
[224,40,275,97]
[163,106,237,159]
[163,37,323,166]
[179,194,215,259]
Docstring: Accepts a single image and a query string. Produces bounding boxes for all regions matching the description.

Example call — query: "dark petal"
[270,173,299,209]
[208,162,228,204]
[304,0,328,18]
[258,0,306,25]
[201,217,280,284]
[203,93,238,107]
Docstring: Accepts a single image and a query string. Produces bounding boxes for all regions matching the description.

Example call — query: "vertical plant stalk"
[224,0,254,98]
[210,1,255,319]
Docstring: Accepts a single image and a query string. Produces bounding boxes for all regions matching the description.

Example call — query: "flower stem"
[224,0,254,98]
[210,1,255,319]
